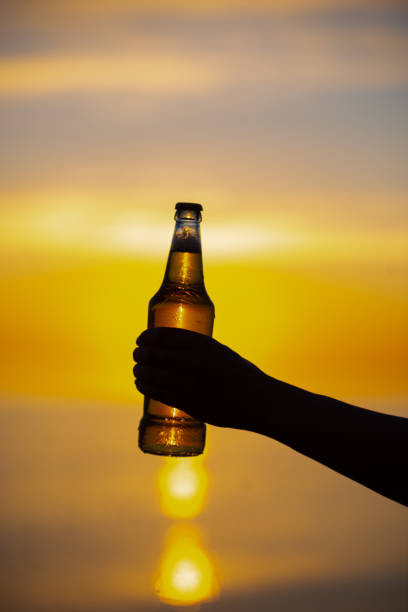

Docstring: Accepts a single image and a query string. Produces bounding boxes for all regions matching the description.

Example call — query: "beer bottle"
[138,202,215,456]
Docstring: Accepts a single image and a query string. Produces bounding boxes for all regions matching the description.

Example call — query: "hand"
[133,327,271,429]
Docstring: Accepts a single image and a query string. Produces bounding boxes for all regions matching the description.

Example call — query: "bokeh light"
[158,457,209,518]
[154,524,219,606]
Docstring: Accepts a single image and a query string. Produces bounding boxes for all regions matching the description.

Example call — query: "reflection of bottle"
[139,203,215,457]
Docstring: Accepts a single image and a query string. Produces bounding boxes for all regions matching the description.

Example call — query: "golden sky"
[0,1,407,610]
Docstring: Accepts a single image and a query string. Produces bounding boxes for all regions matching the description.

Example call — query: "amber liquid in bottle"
[138,203,215,456]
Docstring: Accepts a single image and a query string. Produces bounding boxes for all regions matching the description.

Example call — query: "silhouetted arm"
[133,327,408,506]
[251,384,407,506]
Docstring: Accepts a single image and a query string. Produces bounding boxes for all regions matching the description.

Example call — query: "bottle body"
[138,204,214,456]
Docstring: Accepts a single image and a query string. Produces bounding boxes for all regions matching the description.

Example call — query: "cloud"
[1,11,407,98]
[4,0,406,22]
[0,54,222,97]
[0,2,406,199]
[1,192,407,261]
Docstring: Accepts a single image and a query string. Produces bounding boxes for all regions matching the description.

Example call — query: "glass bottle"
[138,202,215,456]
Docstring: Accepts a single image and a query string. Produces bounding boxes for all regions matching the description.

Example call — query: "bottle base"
[138,416,206,457]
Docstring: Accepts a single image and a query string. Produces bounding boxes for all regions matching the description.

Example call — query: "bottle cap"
[175,202,203,212]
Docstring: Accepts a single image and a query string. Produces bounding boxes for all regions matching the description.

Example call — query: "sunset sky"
[0,1,407,611]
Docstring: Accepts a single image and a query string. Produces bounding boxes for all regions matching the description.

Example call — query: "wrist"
[247,374,313,440]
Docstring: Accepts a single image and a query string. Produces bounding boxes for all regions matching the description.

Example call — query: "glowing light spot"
[154,525,219,606]
[171,559,202,592]
[168,467,199,499]
[157,458,208,518]
[176,303,185,326]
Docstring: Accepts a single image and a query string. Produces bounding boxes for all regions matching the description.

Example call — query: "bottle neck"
[163,209,204,286]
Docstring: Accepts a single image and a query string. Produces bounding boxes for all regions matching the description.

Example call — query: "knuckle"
[136,330,146,346]
[133,364,146,378]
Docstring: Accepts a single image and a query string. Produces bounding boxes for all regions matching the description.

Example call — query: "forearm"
[248,377,408,506]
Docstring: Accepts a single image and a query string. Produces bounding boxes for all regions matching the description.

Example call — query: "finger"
[134,364,200,392]
[137,327,212,350]
[133,346,205,371]
[135,378,168,403]
[135,377,194,414]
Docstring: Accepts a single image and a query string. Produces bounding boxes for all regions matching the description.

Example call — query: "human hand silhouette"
[133,327,272,429]
[133,327,408,504]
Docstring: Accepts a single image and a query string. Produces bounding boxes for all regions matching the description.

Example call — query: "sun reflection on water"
[154,524,219,607]
[157,457,209,519]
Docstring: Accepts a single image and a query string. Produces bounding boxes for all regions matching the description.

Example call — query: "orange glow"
[157,457,209,518]
[0,55,220,97]
[154,524,219,606]
[0,197,406,405]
